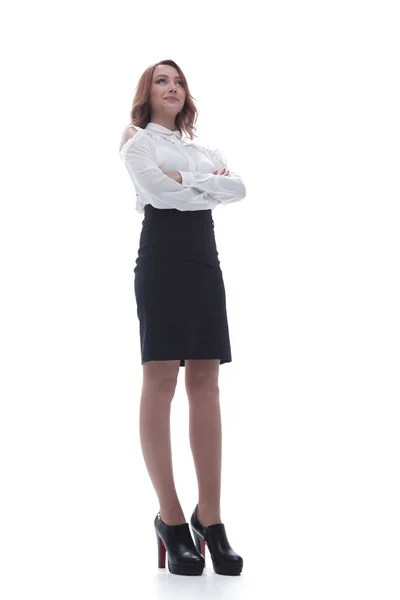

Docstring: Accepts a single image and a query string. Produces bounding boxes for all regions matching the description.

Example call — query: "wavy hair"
[129,59,199,141]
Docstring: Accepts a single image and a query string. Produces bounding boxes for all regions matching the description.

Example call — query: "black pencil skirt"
[133,203,232,367]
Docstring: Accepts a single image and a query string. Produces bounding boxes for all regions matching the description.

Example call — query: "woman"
[119,59,246,576]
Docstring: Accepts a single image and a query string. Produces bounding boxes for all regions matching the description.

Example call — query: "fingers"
[213,168,230,176]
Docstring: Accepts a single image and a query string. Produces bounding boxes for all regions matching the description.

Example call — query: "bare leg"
[185,360,222,526]
[139,360,186,525]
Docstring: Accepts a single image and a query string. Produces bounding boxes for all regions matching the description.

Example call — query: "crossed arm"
[164,169,230,183]
[120,126,244,208]
[146,168,231,209]
[164,169,230,205]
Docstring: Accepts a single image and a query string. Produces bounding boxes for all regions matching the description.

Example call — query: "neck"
[149,115,177,132]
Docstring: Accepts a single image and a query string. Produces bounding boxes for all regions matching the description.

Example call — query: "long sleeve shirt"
[119,121,246,214]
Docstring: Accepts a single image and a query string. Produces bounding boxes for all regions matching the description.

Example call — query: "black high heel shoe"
[154,511,205,576]
[190,504,243,576]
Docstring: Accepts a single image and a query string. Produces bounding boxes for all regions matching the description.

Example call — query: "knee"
[185,374,219,400]
[184,360,220,399]
[142,361,180,396]
[144,375,178,396]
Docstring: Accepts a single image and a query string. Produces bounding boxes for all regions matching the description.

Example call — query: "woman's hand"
[164,170,229,181]
[214,169,229,204]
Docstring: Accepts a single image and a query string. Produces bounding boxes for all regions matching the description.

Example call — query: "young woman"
[119,59,246,576]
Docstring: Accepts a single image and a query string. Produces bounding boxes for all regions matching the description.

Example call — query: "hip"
[135,205,220,268]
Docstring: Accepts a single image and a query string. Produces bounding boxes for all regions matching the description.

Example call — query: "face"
[149,64,186,120]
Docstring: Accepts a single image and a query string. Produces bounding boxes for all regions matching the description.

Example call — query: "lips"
[165,97,179,102]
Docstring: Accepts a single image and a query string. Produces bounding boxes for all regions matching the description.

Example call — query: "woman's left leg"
[185,359,222,527]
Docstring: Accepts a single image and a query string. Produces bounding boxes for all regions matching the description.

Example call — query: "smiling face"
[149,64,186,128]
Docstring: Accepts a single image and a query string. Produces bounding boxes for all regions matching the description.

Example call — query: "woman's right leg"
[139,359,185,525]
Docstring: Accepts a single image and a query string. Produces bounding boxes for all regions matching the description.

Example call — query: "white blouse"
[119,122,246,214]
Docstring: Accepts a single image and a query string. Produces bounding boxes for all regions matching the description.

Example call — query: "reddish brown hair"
[129,59,199,140]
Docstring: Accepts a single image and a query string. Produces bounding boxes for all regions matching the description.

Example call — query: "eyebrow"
[154,74,182,79]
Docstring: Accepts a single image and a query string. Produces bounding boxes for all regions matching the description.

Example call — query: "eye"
[156,78,184,86]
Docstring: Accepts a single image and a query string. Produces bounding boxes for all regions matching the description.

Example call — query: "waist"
[143,203,213,221]
[137,205,219,266]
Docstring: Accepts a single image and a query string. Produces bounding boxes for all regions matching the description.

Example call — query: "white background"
[1,1,399,598]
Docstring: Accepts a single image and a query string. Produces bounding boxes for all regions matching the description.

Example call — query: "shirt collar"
[145,122,182,139]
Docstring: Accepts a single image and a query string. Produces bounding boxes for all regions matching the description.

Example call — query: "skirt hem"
[142,356,232,367]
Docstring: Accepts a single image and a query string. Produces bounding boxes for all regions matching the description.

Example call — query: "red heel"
[156,532,166,568]
[154,511,204,575]
[193,529,206,563]
[199,537,206,561]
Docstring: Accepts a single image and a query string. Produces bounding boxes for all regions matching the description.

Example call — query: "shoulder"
[119,124,146,154]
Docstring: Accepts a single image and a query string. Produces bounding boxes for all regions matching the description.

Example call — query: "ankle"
[159,506,186,526]
[197,504,222,527]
